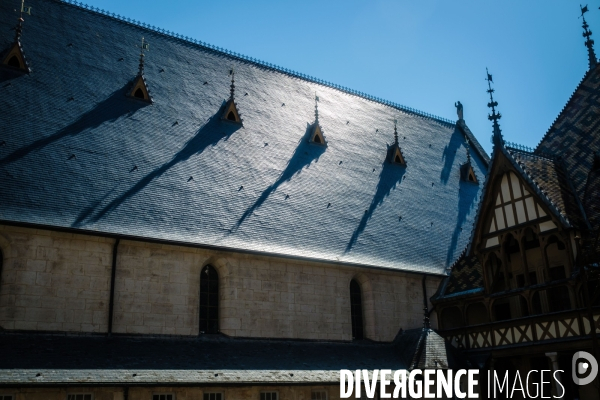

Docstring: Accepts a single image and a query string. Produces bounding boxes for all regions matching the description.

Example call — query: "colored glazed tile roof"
[536,65,600,221]
[0,0,488,274]
[509,148,586,229]
[433,250,483,300]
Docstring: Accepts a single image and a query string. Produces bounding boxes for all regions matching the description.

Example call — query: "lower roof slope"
[0,333,403,385]
[0,0,487,274]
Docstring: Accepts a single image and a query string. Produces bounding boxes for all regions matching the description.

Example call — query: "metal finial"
[393,119,398,145]
[229,68,235,101]
[581,5,597,69]
[137,37,149,76]
[423,305,430,329]
[486,68,503,148]
[314,93,319,123]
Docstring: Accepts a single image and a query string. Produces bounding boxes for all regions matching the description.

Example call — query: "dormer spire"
[229,68,235,101]
[14,0,31,42]
[137,37,149,76]
[486,68,503,149]
[581,5,598,70]
[314,93,319,124]
[394,119,399,146]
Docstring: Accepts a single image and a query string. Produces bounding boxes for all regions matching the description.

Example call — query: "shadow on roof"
[0,83,146,167]
[230,122,326,232]
[440,127,463,185]
[72,105,242,227]
[445,180,479,267]
[345,156,405,253]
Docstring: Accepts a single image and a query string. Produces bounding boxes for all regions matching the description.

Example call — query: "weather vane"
[486,68,503,147]
[580,4,597,69]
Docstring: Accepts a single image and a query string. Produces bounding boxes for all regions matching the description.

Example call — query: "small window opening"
[153,394,174,400]
[67,395,93,400]
[7,55,20,69]
[394,154,402,163]
[260,393,278,400]
[227,111,236,121]
[203,393,222,400]
[311,391,327,400]
[134,88,144,99]
[314,134,322,144]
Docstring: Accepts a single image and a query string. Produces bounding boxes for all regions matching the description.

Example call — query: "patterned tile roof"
[509,148,587,229]
[436,250,483,298]
[536,65,600,231]
[0,0,487,274]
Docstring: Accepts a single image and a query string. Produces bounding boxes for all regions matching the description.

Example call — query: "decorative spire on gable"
[127,37,152,103]
[486,68,503,149]
[460,137,478,184]
[581,5,597,70]
[388,119,406,166]
[221,68,242,124]
[1,0,32,73]
[309,93,326,145]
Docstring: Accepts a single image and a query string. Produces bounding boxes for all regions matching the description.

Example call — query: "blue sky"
[78,0,595,154]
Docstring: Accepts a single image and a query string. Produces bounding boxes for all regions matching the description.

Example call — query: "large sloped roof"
[0,0,487,274]
[536,65,600,210]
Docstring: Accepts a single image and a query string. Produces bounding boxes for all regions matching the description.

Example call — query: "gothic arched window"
[350,279,364,340]
[199,265,219,334]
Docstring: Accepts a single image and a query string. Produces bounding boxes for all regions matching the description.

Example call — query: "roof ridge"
[534,67,594,152]
[507,146,557,162]
[57,0,458,128]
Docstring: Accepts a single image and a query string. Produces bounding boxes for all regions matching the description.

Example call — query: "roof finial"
[581,5,598,70]
[314,93,319,123]
[137,37,149,76]
[486,68,503,148]
[14,0,31,43]
[394,119,398,145]
[465,137,471,164]
[229,68,235,101]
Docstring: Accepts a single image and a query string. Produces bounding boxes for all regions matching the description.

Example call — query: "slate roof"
[0,332,457,385]
[396,328,469,370]
[0,0,488,274]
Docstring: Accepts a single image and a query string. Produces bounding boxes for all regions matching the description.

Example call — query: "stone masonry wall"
[0,225,441,340]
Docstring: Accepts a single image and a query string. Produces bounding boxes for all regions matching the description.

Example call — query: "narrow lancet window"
[350,279,364,340]
[199,264,219,334]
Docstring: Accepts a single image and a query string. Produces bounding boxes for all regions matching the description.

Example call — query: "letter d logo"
[572,351,599,385]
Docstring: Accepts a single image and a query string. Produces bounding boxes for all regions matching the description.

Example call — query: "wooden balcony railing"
[442,308,600,351]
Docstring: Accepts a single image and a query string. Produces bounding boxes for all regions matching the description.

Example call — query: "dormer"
[309,94,325,145]
[221,69,242,125]
[388,120,406,166]
[1,17,29,73]
[127,38,152,103]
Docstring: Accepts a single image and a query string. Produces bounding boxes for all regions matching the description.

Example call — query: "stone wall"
[0,224,441,341]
